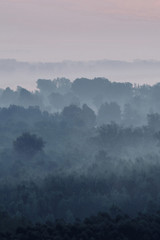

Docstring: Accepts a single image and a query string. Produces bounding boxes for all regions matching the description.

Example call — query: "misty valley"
[1,77,160,239]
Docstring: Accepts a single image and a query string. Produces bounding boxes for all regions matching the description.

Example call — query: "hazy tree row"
[1,77,160,127]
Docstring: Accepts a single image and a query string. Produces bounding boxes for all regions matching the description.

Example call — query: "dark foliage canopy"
[1,210,160,240]
[13,132,45,156]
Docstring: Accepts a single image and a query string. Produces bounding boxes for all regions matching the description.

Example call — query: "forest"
[1,77,160,238]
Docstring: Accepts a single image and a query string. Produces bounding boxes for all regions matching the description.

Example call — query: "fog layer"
[1,59,160,90]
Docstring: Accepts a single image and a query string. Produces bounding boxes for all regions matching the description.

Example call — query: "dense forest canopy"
[0,77,160,238]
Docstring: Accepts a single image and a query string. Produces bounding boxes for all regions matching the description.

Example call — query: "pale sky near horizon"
[0,0,160,62]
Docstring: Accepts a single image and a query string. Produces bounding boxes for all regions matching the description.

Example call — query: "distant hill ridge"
[0,59,160,90]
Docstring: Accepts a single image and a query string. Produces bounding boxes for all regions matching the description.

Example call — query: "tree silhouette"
[13,132,45,156]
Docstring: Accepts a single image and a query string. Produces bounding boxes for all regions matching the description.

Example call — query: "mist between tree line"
[0,77,160,229]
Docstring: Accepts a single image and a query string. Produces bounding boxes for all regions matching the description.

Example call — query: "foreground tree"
[13,132,45,156]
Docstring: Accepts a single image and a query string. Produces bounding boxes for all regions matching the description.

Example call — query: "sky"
[0,0,160,62]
